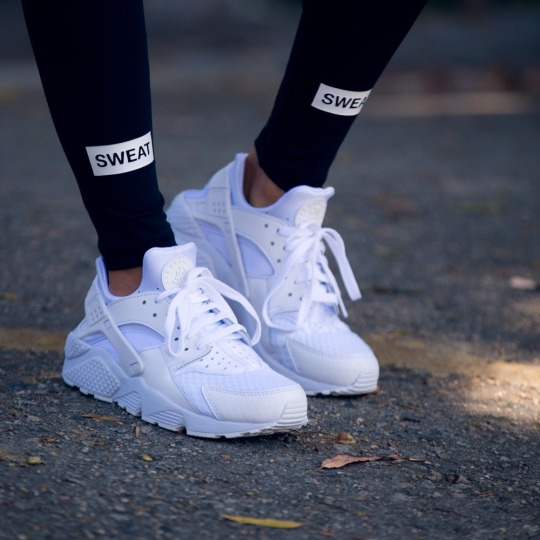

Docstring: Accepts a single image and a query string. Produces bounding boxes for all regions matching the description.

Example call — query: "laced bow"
[262,222,361,331]
[158,267,261,356]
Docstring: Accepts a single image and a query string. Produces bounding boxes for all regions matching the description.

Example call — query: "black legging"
[22,0,426,270]
[256,0,427,190]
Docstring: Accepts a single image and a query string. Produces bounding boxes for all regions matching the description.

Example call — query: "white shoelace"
[158,267,261,356]
[262,222,361,331]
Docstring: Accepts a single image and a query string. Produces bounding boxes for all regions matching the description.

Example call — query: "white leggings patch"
[86,132,154,176]
[311,83,371,116]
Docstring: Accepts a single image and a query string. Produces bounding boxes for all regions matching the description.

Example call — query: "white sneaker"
[167,154,379,396]
[62,244,308,438]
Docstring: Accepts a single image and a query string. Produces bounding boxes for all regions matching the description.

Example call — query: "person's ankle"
[243,148,284,208]
[108,267,142,296]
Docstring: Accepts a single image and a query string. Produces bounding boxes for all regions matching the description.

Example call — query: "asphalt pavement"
[1,2,539,538]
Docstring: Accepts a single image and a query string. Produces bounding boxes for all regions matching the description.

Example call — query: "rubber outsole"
[63,362,308,439]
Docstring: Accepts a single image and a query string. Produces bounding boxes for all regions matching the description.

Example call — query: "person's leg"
[22,0,175,295]
[22,0,308,436]
[247,0,427,205]
[169,0,427,395]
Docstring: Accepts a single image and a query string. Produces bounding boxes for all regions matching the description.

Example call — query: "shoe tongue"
[139,244,196,292]
[265,185,334,226]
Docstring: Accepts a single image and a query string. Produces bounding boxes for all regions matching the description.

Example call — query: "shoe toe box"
[177,368,307,424]
[286,329,380,388]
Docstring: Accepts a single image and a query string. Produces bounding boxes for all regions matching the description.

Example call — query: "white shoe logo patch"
[86,132,154,176]
[162,256,193,290]
[312,83,371,116]
[295,199,327,226]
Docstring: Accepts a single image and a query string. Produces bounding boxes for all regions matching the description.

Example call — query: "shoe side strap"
[85,281,144,377]
[201,165,249,297]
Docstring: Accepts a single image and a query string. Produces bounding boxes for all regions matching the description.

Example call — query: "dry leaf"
[82,413,125,424]
[321,454,382,469]
[40,437,56,445]
[27,456,44,465]
[509,276,538,291]
[140,454,154,462]
[334,432,356,444]
[134,425,141,438]
[221,515,303,529]
[0,292,18,301]
[321,453,423,469]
